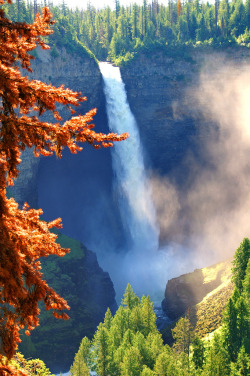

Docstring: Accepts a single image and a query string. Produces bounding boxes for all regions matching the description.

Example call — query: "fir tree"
[232,238,250,292]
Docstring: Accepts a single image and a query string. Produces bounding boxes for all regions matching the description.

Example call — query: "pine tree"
[0,1,128,372]
[231,346,250,376]
[218,0,230,36]
[192,336,205,369]
[154,349,181,376]
[92,324,110,376]
[122,284,140,310]
[120,346,142,376]
[203,333,230,376]
[70,337,91,376]
[141,295,157,337]
[246,0,250,30]
[131,3,139,39]
[172,316,194,370]
[223,296,239,362]
[232,238,250,292]
[243,258,250,308]
[103,308,113,330]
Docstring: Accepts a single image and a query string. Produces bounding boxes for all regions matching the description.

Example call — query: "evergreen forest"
[68,238,250,376]
[8,238,250,376]
[3,0,250,64]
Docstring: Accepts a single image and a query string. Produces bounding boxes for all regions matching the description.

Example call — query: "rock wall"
[13,48,118,373]
[19,231,117,373]
[161,259,233,321]
[120,47,250,248]
[121,47,250,177]
[12,46,107,208]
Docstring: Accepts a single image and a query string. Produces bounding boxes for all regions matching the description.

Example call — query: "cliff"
[19,231,117,373]
[12,48,118,373]
[120,47,250,250]
[120,47,250,177]
[161,258,234,340]
[12,46,108,208]
[12,46,250,363]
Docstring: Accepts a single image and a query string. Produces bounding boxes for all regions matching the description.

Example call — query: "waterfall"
[99,62,169,299]
[99,62,159,251]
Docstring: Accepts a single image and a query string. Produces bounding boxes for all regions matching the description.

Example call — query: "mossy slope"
[19,230,117,373]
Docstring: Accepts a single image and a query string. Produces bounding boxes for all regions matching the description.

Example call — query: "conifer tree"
[232,238,250,292]
[230,346,250,376]
[192,336,205,369]
[223,296,239,362]
[141,295,157,337]
[103,308,113,330]
[120,346,142,376]
[0,1,128,372]
[243,258,250,308]
[92,324,110,376]
[203,333,230,376]
[172,316,194,370]
[70,337,91,376]
[122,284,140,310]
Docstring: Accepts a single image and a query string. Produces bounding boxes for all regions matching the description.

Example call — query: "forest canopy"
[2,0,250,64]
[69,240,249,376]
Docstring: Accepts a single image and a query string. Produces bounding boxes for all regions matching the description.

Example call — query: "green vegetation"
[3,0,250,66]
[6,238,249,375]
[162,259,235,344]
[9,353,54,376]
[69,238,249,376]
[18,230,116,371]
[191,279,234,337]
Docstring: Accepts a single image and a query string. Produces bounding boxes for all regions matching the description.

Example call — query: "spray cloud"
[89,57,250,303]
[150,57,250,272]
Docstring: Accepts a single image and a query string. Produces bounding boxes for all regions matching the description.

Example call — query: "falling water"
[99,62,159,251]
[99,62,171,299]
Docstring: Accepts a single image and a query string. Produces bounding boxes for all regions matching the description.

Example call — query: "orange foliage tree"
[177,0,182,16]
[0,1,128,373]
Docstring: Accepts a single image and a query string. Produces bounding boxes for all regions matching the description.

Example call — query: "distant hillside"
[162,259,234,343]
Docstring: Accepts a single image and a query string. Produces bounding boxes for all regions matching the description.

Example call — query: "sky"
[51,0,145,11]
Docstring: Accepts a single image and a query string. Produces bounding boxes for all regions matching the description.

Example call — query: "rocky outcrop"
[19,231,117,373]
[162,258,233,321]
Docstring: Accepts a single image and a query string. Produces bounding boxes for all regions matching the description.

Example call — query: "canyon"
[13,45,250,371]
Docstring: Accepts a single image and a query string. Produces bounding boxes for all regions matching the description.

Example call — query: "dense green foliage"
[70,238,249,376]
[18,230,116,372]
[232,238,250,292]
[3,0,250,65]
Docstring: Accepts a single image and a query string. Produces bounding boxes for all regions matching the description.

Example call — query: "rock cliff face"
[13,48,118,373]
[121,47,250,249]
[121,51,199,177]
[162,259,233,321]
[12,47,108,208]
[120,47,250,178]
[19,231,117,373]
[160,259,235,344]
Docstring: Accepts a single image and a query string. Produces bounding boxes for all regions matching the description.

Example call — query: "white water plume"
[100,62,158,248]
[99,62,169,299]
